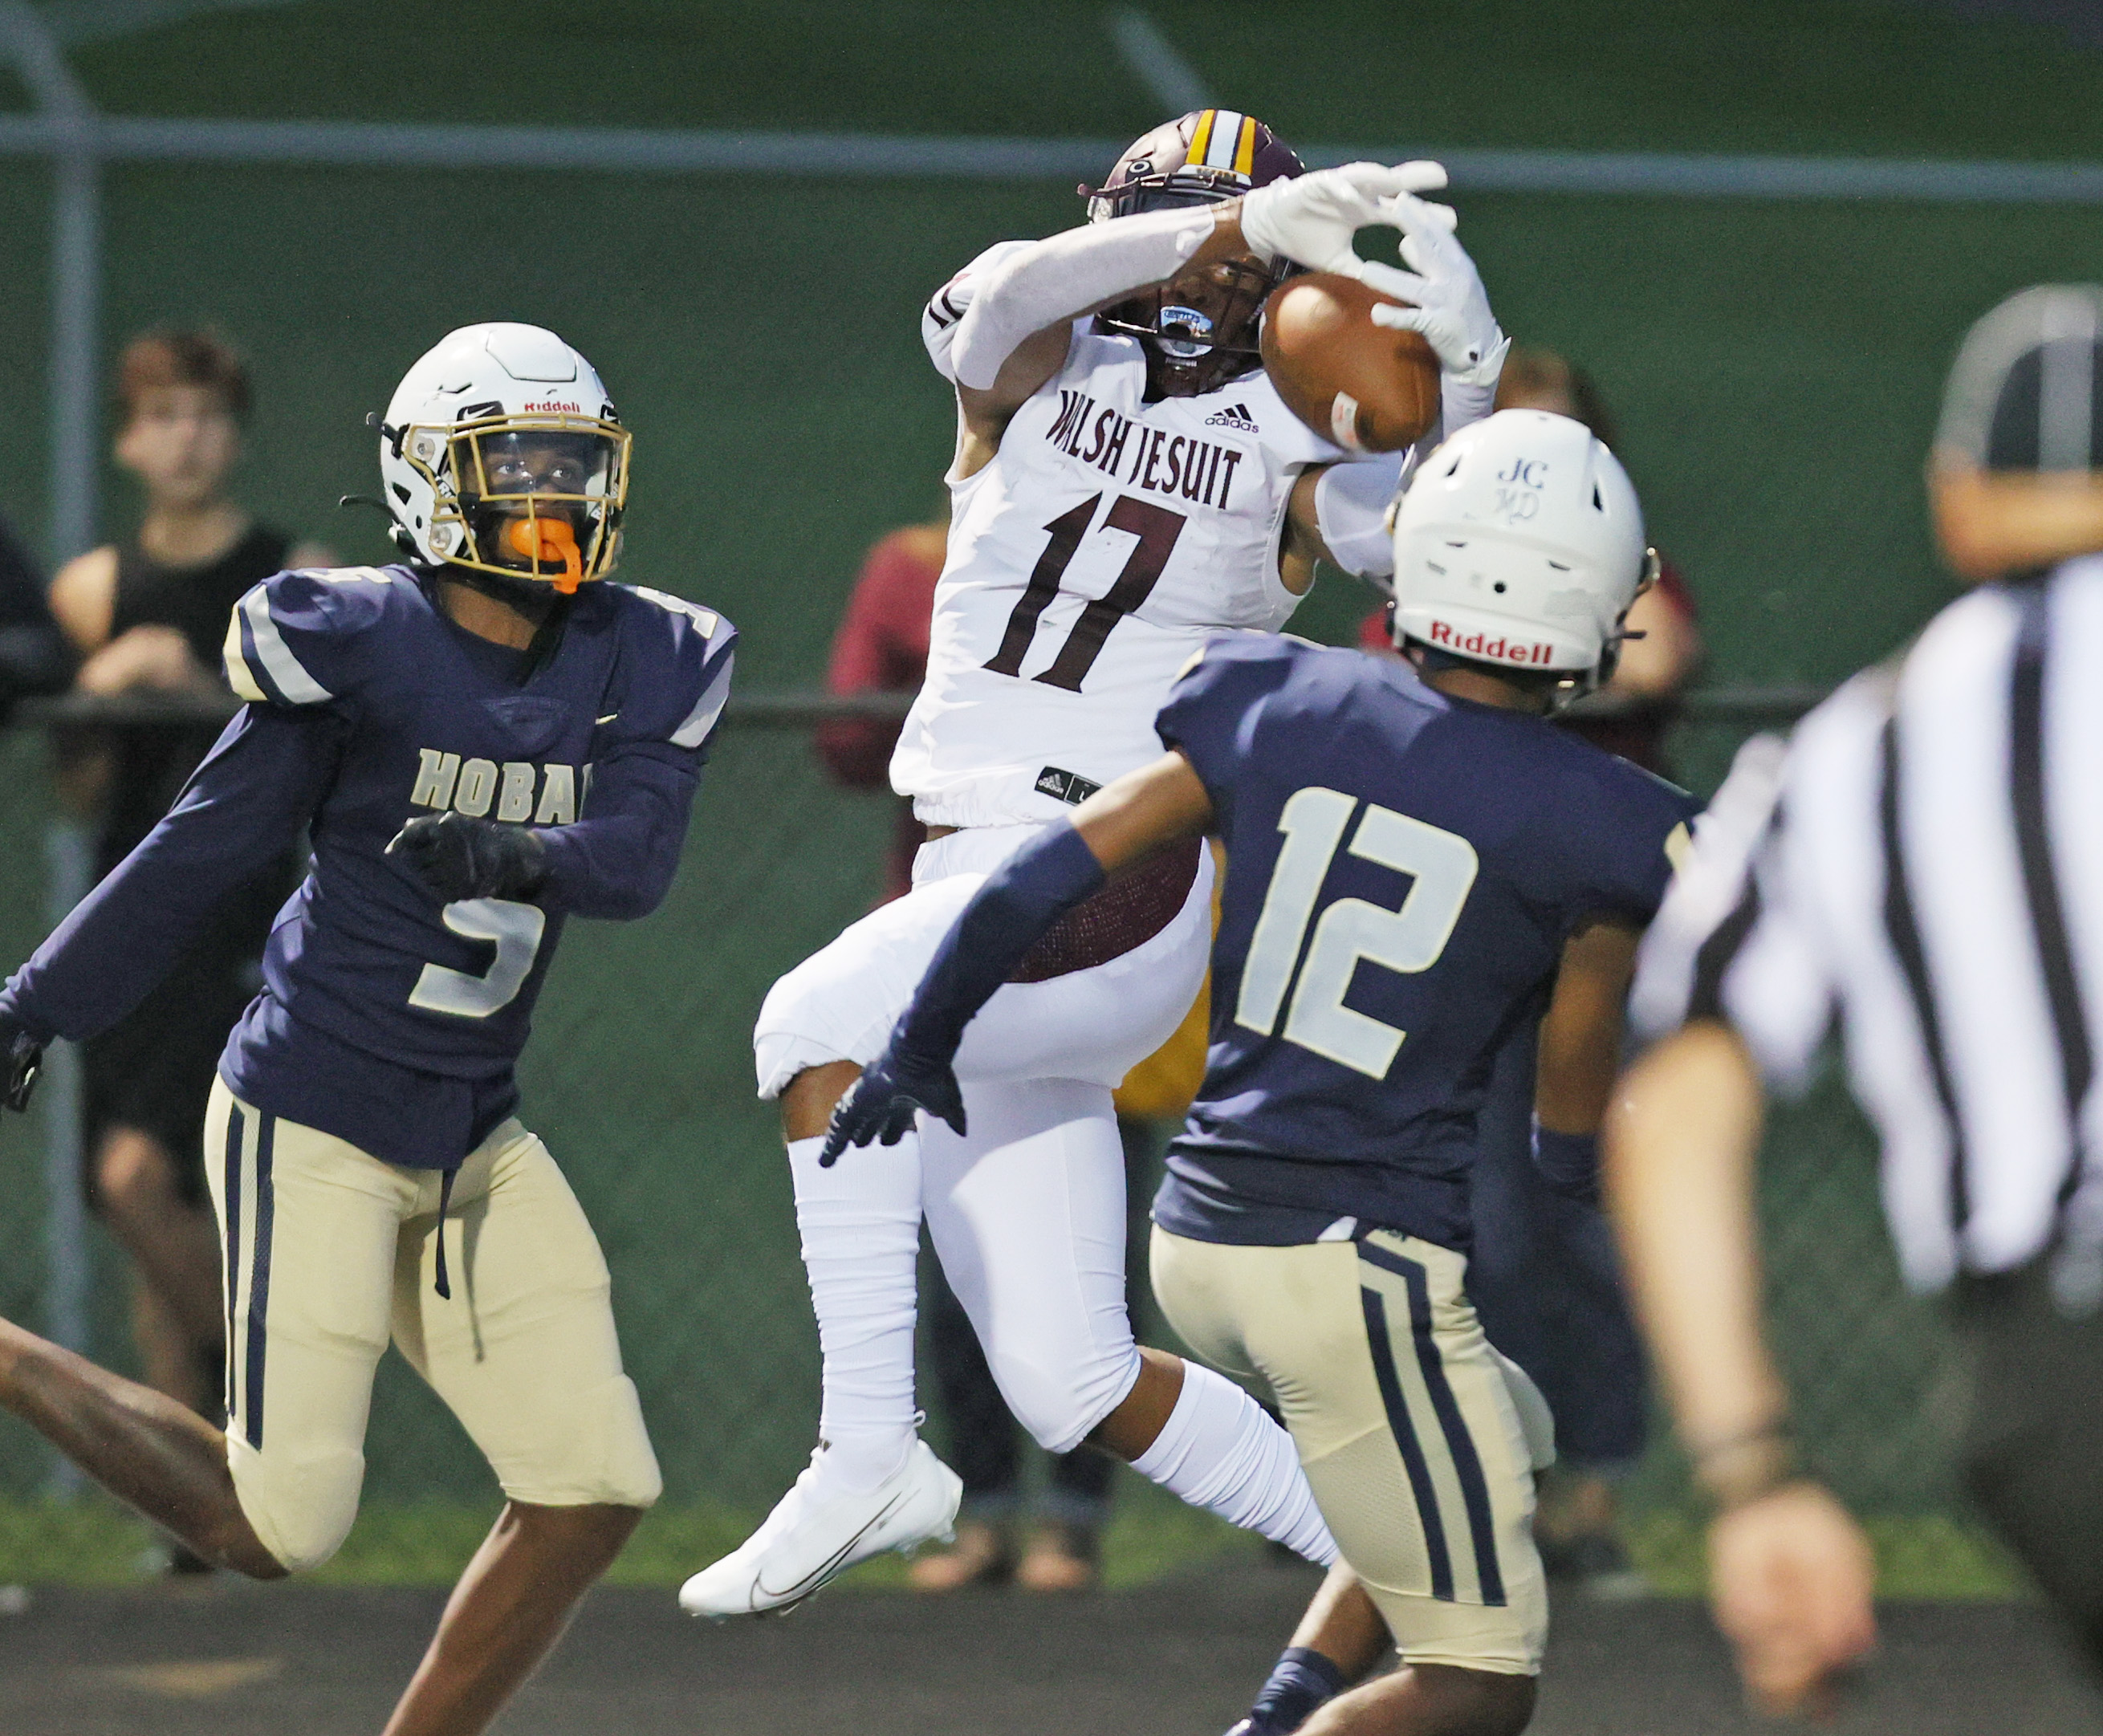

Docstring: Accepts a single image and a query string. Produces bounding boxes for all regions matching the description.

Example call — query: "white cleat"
[678,1440,962,1618]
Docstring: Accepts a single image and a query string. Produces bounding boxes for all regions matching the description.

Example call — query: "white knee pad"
[993,1340,1145,1457]
[228,1438,364,1574]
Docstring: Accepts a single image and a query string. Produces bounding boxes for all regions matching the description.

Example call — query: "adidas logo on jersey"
[1205,404,1260,433]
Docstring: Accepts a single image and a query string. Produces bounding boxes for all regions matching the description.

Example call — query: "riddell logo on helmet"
[522,400,582,414]
[1427,620,1557,665]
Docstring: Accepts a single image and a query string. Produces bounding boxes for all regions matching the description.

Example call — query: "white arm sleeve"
[945,208,1215,392]
[1313,450,1410,581]
[922,240,1036,382]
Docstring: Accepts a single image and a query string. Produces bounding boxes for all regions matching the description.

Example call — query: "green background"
[0,0,2096,1586]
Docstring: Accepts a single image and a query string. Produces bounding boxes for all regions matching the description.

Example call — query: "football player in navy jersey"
[828,409,1695,1736]
[0,323,734,1736]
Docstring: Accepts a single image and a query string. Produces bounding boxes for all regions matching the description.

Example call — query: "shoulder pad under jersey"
[1153,632,1312,779]
[601,584,739,752]
[222,564,405,708]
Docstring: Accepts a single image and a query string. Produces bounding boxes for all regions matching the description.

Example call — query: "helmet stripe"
[1188,108,1217,165]
[1199,109,1247,172]
[1232,114,1257,176]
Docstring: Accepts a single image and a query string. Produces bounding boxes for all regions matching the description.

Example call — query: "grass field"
[0,0,2096,1537]
[0,1486,2034,1600]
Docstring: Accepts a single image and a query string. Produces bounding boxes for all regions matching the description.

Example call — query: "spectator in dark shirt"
[46,330,331,1567]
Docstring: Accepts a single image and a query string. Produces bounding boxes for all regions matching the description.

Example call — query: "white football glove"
[1238,160,1449,274]
[1352,191,1509,392]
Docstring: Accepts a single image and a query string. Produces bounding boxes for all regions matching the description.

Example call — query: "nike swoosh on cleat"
[750,1488,912,1611]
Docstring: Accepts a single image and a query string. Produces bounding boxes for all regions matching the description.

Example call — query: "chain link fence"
[0,697,1971,1523]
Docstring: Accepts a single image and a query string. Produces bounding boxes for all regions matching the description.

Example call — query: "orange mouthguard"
[504,515,584,592]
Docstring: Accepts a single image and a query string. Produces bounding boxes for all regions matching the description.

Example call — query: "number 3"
[1235,787,1479,1079]
[409,897,547,1018]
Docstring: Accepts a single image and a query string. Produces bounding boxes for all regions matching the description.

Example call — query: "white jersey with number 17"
[892,322,1345,829]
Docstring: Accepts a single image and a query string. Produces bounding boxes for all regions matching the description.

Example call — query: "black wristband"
[1690,1418,1802,1514]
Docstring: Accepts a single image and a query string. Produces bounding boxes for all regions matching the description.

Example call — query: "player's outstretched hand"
[821,1042,966,1167]
[1353,193,1507,388]
[0,1010,43,1112]
[387,812,547,903]
[1238,161,1447,275]
[1707,1482,1877,1718]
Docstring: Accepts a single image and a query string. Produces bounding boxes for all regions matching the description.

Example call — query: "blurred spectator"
[46,328,331,1569]
[1358,349,1702,1593]
[1493,347,1704,770]
[816,515,945,902]
[820,513,1172,1592]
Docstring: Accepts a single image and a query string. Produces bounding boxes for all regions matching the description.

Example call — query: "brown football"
[1260,272,1441,454]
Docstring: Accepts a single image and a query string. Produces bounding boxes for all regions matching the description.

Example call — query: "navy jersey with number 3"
[1153,635,1697,1252]
[3,564,734,1169]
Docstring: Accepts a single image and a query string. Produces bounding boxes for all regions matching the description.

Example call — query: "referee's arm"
[1604,732,1876,1718]
[1606,1022,1876,1718]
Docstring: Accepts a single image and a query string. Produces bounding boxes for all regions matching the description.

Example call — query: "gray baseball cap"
[1937,284,2103,473]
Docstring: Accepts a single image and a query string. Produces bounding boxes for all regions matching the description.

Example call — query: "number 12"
[1235,787,1479,1079]
[982,494,1187,691]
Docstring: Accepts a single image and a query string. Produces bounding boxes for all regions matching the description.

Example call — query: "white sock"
[787,1133,923,1493]
[1130,1364,1338,1566]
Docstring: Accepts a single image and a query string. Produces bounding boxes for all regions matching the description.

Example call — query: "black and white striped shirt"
[1631,556,2103,1293]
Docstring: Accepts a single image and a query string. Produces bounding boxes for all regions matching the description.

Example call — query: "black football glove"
[820,1039,966,1167]
[0,1009,44,1112]
[386,812,547,903]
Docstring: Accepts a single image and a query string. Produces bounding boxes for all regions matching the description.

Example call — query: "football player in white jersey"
[681,109,1510,1617]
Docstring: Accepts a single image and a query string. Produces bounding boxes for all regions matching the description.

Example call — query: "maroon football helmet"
[1084,109,1304,399]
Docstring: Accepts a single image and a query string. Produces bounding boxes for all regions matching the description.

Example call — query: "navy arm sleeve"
[534,741,701,921]
[532,592,735,921]
[892,823,1108,1062]
[1,705,342,1042]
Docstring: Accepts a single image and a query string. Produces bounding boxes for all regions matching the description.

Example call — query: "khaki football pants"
[1153,1226,1550,1674]
[205,1079,661,1572]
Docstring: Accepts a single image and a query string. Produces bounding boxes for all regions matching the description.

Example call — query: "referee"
[1605,283,2103,1714]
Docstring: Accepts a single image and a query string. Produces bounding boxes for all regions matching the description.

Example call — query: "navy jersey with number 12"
[1152,635,1698,1254]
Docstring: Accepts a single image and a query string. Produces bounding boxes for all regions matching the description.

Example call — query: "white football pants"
[755,823,1212,1455]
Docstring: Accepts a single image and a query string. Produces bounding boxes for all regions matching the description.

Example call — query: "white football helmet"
[1390,409,1654,694]
[377,323,628,592]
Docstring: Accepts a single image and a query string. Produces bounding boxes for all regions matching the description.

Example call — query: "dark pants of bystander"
[1950,1258,2103,1667]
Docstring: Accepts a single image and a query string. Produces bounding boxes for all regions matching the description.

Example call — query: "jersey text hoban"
[409,749,592,827]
